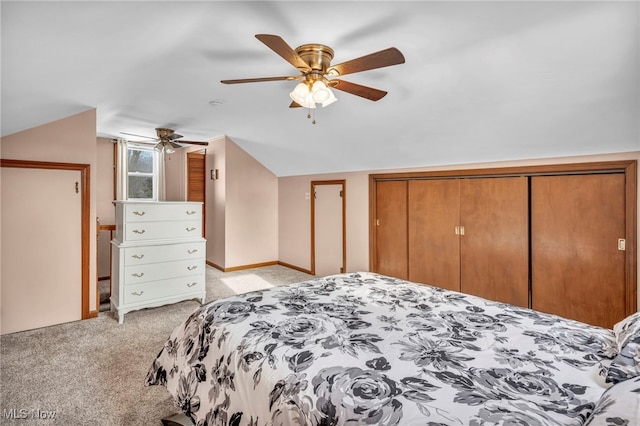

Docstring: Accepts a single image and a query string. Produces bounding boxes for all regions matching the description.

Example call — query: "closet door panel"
[408,179,461,291]
[531,174,626,328]
[375,181,408,279]
[460,177,529,307]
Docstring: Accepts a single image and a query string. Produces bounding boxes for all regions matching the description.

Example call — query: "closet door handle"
[131,291,144,296]
[131,254,144,259]
[454,226,459,235]
[187,282,198,287]
[133,229,146,234]
[186,227,196,232]
[132,211,146,216]
[187,266,198,271]
[131,272,144,277]
[186,210,197,215]
[188,249,198,254]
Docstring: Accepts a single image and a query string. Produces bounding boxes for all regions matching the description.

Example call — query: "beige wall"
[206,137,226,268]
[0,109,99,313]
[223,138,278,268]
[279,152,640,307]
[164,149,185,201]
[96,137,115,278]
[204,136,279,270]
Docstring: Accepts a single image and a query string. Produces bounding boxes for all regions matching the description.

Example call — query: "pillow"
[585,375,640,425]
[606,311,640,384]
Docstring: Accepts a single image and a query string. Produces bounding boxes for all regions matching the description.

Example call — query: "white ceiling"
[2,1,638,177]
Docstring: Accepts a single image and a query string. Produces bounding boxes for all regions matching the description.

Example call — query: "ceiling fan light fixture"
[290,80,337,109]
[311,80,331,103]
[289,82,313,108]
[155,141,175,154]
[320,88,337,108]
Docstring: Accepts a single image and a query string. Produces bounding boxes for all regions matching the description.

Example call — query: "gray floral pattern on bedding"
[146,272,617,426]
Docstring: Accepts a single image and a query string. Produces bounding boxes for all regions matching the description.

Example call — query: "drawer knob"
[131,291,144,296]
[186,210,197,215]
[133,229,146,234]
[131,254,145,259]
[188,249,198,254]
[186,227,197,232]
[132,211,146,216]
[187,265,198,271]
[132,272,144,277]
[187,282,198,287]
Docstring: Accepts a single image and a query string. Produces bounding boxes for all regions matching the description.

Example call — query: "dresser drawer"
[124,203,201,223]
[123,242,205,266]
[124,220,201,241]
[124,259,203,285]
[123,276,204,305]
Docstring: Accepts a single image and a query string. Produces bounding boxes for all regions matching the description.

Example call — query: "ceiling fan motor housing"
[295,44,334,73]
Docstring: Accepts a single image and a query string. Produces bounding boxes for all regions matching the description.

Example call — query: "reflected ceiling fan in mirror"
[221,34,405,121]
[120,128,209,154]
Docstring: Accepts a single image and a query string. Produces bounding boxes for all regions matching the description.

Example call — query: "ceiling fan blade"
[177,141,209,146]
[221,76,298,84]
[168,133,183,140]
[289,101,302,108]
[330,79,387,101]
[169,141,183,149]
[120,131,157,141]
[255,34,311,72]
[328,47,405,76]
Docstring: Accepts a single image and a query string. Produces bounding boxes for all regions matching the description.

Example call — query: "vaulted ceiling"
[2,1,638,176]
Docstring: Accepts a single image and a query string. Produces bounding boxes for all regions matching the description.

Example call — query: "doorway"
[311,180,346,277]
[1,159,90,334]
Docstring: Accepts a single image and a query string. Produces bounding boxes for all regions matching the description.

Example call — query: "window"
[127,144,158,200]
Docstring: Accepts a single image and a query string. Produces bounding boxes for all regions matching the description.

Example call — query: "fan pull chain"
[307,108,317,125]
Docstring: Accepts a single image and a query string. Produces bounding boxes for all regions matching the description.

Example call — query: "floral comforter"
[146,272,618,426]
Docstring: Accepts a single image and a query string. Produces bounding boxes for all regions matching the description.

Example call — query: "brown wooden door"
[375,180,408,279]
[460,177,529,307]
[187,151,206,237]
[531,173,626,328]
[408,179,461,291]
[187,151,205,202]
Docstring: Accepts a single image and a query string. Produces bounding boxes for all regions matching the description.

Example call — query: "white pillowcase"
[585,375,640,425]
[606,311,640,384]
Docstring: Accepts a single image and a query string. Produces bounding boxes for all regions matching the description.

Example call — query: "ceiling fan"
[120,128,208,154]
[221,34,405,109]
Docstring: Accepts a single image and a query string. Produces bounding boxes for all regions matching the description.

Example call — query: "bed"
[146,272,640,425]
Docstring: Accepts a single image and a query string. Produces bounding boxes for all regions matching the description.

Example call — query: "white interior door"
[1,167,82,334]
[314,184,343,277]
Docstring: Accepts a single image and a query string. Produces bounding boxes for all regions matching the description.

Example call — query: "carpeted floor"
[0,265,313,425]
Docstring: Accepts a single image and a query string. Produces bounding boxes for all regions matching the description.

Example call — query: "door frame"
[369,160,637,316]
[1,159,91,320]
[310,180,346,276]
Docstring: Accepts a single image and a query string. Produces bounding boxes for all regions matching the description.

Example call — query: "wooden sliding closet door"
[460,177,529,307]
[531,174,626,328]
[375,180,408,279]
[408,179,460,291]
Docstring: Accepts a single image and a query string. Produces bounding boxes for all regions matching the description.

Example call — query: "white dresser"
[111,201,206,323]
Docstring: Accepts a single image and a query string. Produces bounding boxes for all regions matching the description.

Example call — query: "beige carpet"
[0,265,313,425]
